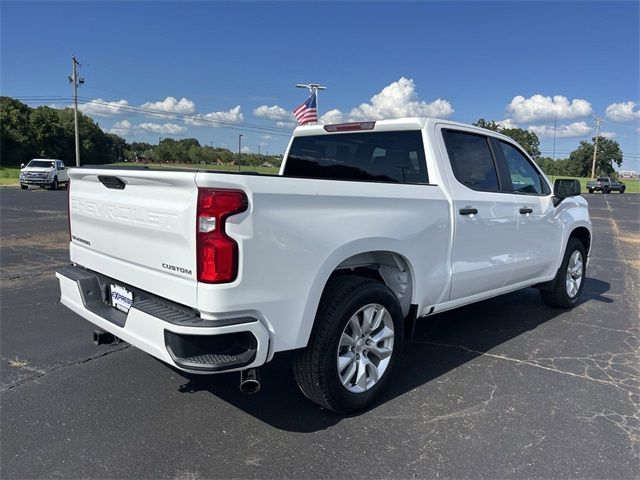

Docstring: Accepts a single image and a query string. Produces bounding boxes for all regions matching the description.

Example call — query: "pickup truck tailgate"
[68,168,199,307]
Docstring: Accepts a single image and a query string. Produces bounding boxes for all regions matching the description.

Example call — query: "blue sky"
[2,1,639,169]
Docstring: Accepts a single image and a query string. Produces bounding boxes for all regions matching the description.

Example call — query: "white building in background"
[619,170,638,178]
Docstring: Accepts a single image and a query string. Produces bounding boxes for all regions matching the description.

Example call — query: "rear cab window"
[283,130,429,184]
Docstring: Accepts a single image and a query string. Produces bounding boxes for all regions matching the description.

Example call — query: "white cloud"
[260,135,272,140]
[605,101,640,122]
[241,146,252,153]
[320,109,345,124]
[258,142,268,147]
[315,78,453,125]
[253,105,293,121]
[79,98,129,117]
[347,77,454,121]
[109,120,131,136]
[601,131,617,139]
[140,96,196,115]
[495,118,518,129]
[276,121,296,128]
[137,122,187,135]
[507,94,592,122]
[528,121,592,138]
[184,106,243,126]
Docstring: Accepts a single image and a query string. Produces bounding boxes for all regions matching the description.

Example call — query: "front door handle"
[519,207,533,214]
[459,207,478,216]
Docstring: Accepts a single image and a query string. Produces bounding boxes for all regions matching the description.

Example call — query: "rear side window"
[443,130,499,191]
[597,177,609,182]
[283,131,428,184]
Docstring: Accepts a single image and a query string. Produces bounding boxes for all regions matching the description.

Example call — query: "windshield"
[27,160,56,168]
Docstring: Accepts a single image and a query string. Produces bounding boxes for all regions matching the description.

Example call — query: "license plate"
[110,284,133,313]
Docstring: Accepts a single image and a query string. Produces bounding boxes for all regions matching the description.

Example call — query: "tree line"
[0,97,280,168]
[0,96,624,176]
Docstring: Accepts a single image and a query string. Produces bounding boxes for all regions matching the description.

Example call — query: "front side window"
[500,141,548,195]
[283,131,428,184]
[443,130,500,191]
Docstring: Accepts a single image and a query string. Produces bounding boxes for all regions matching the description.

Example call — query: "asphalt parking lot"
[1,187,638,479]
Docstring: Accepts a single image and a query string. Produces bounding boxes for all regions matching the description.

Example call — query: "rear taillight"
[196,188,248,283]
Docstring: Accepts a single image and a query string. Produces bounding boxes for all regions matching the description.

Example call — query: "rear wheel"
[620,186,626,194]
[588,188,594,194]
[540,237,586,309]
[293,276,404,413]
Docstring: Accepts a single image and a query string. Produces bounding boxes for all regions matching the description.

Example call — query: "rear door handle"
[459,207,478,216]
[519,207,533,214]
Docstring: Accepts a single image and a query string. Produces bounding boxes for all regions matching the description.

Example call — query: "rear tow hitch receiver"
[93,329,121,346]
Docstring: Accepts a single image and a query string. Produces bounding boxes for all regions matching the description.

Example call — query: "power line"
[76,97,293,137]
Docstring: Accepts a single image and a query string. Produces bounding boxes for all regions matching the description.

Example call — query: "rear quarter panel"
[195,172,451,353]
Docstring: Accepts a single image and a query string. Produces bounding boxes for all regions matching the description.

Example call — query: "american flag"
[293,92,318,125]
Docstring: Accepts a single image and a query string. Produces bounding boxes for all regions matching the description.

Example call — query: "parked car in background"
[20,159,69,190]
[586,176,626,194]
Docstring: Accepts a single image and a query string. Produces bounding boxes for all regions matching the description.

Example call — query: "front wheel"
[588,188,594,194]
[540,237,586,308]
[20,184,28,190]
[50,177,58,190]
[293,276,404,413]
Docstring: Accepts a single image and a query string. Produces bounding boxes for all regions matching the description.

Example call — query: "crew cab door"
[494,140,562,283]
[438,127,518,301]
[57,161,68,182]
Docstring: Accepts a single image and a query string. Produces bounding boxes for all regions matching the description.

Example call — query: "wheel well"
[328,251,413,318]
[570,227,591,254]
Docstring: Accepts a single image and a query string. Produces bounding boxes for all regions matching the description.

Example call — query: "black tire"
[602,186,610,194]
[588,188,594,194]
[620,186,626,194]
[540,237,586,309]
[20,184,28,190]
[50,177,58,190]
[293,275,404,414]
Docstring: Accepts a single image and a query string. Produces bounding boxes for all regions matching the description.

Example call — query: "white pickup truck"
[57,118,591,413]
[20,158,69,190]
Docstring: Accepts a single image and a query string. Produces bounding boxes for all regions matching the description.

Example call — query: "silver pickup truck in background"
[586,176,626,194]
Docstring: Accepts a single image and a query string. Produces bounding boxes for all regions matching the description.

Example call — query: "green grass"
[110,162,280,175]
[0,167,20,186]
[548,175,640,193]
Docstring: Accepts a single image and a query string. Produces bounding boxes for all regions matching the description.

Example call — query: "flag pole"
[296,83,326,124]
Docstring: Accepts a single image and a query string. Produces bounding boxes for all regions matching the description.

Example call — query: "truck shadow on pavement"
[176,277,611,432]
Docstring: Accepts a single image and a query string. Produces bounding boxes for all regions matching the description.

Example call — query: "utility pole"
[238,134,243,171]
[68,56,84,167]
[296,83,326,122]
[590,118,603,179]
[552,115,557,160]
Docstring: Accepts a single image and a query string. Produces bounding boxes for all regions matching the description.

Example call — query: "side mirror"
[20,163,25,169]
[553,179,581,206]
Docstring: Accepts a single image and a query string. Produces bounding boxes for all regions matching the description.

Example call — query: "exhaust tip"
[239,368,261,394]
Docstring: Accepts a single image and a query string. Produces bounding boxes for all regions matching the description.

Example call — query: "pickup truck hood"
[22,167,53,173]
